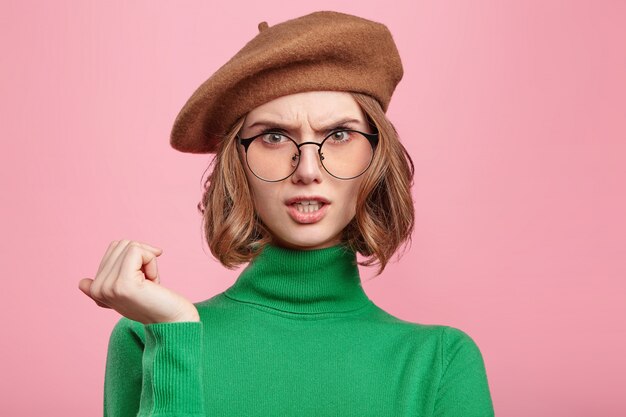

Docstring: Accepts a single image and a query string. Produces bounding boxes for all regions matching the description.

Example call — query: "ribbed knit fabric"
[103,243,494,417]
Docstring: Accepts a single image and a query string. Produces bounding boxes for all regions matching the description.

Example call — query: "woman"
[79,11,494,417]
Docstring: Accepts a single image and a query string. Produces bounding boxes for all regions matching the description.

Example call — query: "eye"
[328,130,352,142]
[261,132,288,144]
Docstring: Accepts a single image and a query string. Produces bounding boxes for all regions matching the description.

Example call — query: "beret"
[170,10,404,154]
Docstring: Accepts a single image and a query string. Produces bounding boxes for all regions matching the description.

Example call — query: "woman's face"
[238,91,372,250]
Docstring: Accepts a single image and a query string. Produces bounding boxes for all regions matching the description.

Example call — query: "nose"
[290,142,324,184]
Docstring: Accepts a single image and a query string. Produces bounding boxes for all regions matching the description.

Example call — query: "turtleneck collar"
[223,242,372,315]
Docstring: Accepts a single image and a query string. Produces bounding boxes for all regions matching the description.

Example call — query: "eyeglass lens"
[245,131,374,181]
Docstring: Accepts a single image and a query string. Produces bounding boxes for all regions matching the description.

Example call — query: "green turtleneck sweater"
[103,243,494,417]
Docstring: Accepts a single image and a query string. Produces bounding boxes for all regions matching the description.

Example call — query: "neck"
[223,242,371,314]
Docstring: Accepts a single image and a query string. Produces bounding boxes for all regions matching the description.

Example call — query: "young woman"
[79,11,494,417]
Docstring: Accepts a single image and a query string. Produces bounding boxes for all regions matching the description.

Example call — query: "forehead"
[244,91,365,126]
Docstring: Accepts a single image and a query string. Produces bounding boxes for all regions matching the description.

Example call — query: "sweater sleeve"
[103,316,206,417]
[433,326,495,417]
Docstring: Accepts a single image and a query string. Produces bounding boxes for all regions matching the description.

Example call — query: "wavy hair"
[197,92,415,277]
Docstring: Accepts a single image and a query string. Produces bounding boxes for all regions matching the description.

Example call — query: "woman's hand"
[78,240,200,324]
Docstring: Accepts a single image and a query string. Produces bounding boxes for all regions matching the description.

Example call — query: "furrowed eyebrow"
[245,117,363,133]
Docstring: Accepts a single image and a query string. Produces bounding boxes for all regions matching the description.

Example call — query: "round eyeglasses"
[237,129,379,182]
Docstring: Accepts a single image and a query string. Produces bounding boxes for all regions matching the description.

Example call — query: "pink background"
[1,1,625,416]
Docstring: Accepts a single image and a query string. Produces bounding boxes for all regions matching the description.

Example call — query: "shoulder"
[364,303,450,345]
[194,292,229,310]
[439,325,486,363]
[436,325,489,384]
[366,304,485,358]
[107,316,146,349]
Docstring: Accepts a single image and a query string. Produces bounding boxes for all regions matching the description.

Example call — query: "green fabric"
[104,243,494,416]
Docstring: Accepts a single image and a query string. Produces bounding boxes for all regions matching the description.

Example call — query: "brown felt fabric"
[170,10,404,154]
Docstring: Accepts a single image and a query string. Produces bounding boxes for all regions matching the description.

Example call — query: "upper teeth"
[293,200,323,214]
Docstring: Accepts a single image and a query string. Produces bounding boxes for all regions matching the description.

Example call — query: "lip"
[284,195,331,224]
[284,195,331,205]
[286,201,329,224]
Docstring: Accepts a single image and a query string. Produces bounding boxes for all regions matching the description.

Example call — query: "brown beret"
[170,10,404,154]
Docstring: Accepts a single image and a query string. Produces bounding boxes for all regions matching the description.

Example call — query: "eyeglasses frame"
[236,128,379,182]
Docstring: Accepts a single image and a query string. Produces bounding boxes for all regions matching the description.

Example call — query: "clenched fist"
[78,240,200,324]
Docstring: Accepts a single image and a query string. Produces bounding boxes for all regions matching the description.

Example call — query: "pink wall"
[1,1,624,416]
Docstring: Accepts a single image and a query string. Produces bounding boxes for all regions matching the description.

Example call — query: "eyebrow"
[245,117,364,133]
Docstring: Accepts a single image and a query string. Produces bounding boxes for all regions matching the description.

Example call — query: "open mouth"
[286,201,330,224]
[292,202,326,213]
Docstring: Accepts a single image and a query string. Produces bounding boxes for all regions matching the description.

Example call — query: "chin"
[271,230,342,251]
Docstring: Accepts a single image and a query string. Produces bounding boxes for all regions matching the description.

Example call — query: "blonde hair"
[197,92,415,277]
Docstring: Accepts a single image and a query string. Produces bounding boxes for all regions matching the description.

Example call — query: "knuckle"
[127,243,142,254]
[89,282,101,298]
[100,286,114,300]
[111,281,128,298]
[91,290,105,304]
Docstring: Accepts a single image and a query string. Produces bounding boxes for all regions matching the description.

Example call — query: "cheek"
[337,181,363,220]
[248,182,281,220]
[240,155,265,209]
[239,150,281,223]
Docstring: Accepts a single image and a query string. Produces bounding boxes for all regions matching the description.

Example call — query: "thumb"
[78,278,112,309]
[78,278,92,296]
